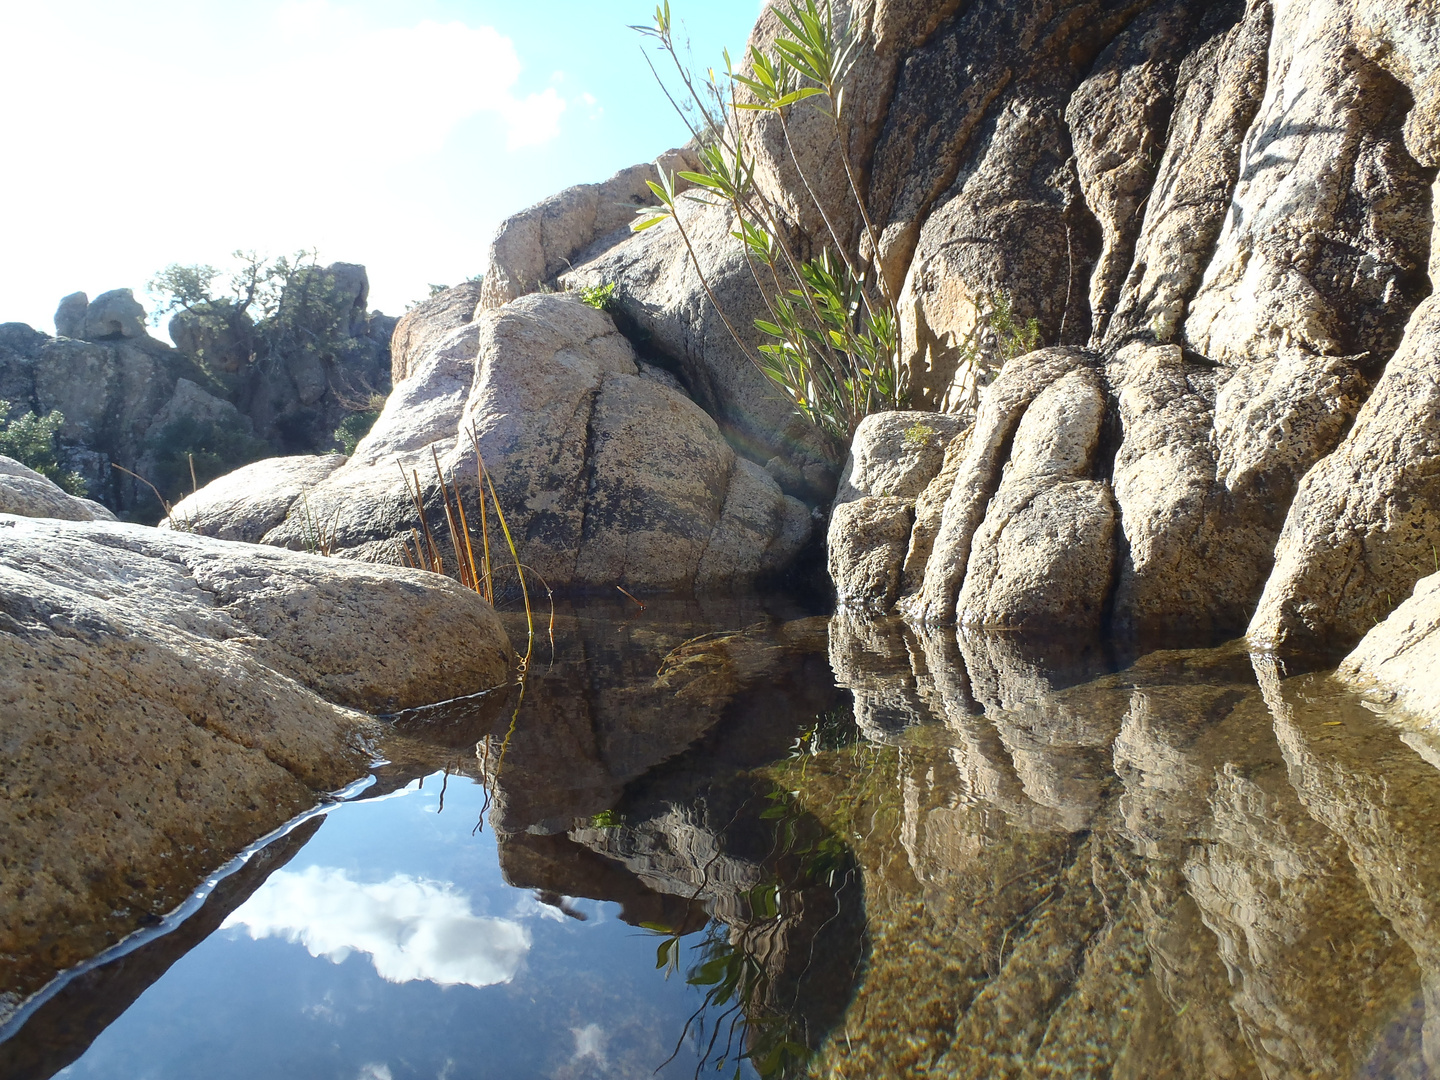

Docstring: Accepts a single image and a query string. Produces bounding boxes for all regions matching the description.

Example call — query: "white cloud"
[571,1023,608,1065]
[358,1066,393,1080]
[257,6,566,156]
[224,866,531,989]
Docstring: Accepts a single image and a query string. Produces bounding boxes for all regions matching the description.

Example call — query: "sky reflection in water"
[56,772,755,1080]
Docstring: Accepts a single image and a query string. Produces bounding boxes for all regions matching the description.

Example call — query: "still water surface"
[7,596,1440,1079]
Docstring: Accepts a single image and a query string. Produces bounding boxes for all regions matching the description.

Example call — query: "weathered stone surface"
[955,367,1115,630]
[562,199,843,502]
[900,424,971,597]
[1108,344,1270,639]
[203,295,811,590]
[81,289,149,342]
[1251,297,1440,650]
[479,154,692,310]
[1100,0,1273,349]
[1338,571,1440,722]
[53,292,87,339]
[904,348,1095,624]
[0,456,115,522]
[828,497,914,611]
[834,410,964,504]
[162,454,346,543]
[389,280,483,384]
[1067,0,1197,343]
[168,301,255,373]
[829,410,964,610]
[0,515,510,1007]
[1184,0,1433,370]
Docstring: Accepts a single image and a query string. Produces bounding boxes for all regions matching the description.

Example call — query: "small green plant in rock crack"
[902,421,937,450]
[578,282,619,312]
[633,0,907,441]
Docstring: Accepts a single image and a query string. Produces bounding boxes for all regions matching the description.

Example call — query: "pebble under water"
[5,594,1440,1079]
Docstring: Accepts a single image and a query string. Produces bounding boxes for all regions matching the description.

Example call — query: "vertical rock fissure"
[572,384,605,583]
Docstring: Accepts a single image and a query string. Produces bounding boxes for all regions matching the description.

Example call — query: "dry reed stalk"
[431,447,471,591]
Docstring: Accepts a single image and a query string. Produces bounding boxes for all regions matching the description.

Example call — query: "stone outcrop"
[1338,570,1440,722]
[478,149,697,311]
[561,198,845,504]
[390,280,483,384]
[174,294,811,592]
[0,455,115,522]
[564,0,1439,648]
[0,515,510,1009]
[0,321,246,518]
[6,264,398,521]
[828,411,963,610]
[162,453,347,543]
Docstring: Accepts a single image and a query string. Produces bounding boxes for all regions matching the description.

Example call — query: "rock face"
[0,515,510,1009]
[1338,571,1440,722]
[0,455,116,522]
[561,197,844,504]
[13,263,398,520]
[80,289,149,342]
[390,280,483,385]
[828,411,963,610]
[162,454,347,543]
[0,321,248,518]
[478,151,696,311]
[542,0,1439,648]
[177,294,811,592]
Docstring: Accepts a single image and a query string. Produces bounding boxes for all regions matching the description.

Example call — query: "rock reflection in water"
[476,597,866,1077]
[790,617,1440,1079]
[13,596,1440,1080]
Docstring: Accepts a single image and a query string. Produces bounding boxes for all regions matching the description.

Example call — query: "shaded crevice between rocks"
[1100,0,1273,355]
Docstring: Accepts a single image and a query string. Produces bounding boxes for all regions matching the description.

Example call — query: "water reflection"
[224,867,532,989]
[7,596,1440,1079]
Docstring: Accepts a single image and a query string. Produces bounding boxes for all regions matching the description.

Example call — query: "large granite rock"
[0,456,115,522]
[828,411,964,611]
[562,197,844,503]
[179,295,811,591]
[1338,571,1440,722]
[390,280,483,384]
[0,515,510,1011]
[80,289,149,342]
[478,151,695,310]
[162,454,347,542]
[675,0,1438,648]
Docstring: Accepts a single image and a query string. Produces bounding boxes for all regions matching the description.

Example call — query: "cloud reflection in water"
[222,866,531,989]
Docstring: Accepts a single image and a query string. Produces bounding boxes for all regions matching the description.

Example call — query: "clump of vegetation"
[149,251,360,381]
[0,401,87,495]
[578,281,619,312]
[633,0,906,441]
[334,392,386,455]
[902,421,936,449]
[145,415,271,506]
[397,435,552,674]
[948,289,1046,414]
[989,291,1042,362]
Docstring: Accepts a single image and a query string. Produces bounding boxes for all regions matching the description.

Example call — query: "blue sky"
[0,1,762,333]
